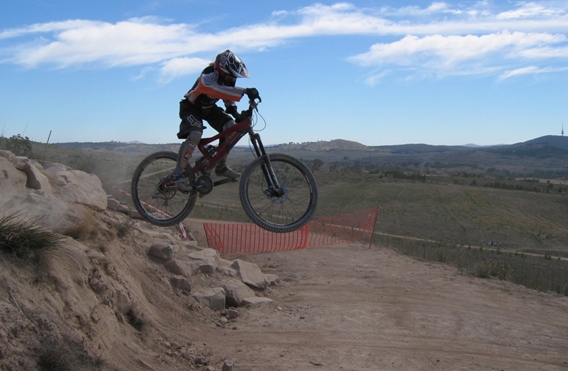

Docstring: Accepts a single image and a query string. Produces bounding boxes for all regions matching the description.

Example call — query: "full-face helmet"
[214,50,250,85]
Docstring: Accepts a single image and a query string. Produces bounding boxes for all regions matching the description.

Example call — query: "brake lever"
[249,96,261,106]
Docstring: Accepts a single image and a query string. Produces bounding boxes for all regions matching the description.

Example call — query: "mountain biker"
[171,50,260,185]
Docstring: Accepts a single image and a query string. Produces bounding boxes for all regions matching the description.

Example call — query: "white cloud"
[0,20,102,40]
[10,18,196,68]
[498,65,540,80]
[497,65,568,80]
[0,2,567,82]
[518,45,568,58]
[158,57,209,83]
[380,2,459,17]
[497,2,565,20]
[350,31,565,67]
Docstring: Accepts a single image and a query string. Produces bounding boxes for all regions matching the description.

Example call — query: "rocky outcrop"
[158,245,277,309]
[0,149,279,312]
[0,151,283,370]
[0,150,107,233]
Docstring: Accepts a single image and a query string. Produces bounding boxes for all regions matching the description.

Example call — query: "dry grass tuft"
[0,213,62,263]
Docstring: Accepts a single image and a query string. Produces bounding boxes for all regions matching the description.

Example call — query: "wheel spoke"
[240,154,318,232]
[131,152,197,227]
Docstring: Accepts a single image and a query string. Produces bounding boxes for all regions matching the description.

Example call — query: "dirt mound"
[0,211,238,370]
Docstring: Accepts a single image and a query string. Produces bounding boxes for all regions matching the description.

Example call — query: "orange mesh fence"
[203,207,380,254]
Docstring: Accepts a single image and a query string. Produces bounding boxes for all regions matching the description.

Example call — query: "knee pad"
[188,130,201,144]
[179,131,202,161]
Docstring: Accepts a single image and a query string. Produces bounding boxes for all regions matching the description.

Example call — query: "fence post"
[369,207,381,249]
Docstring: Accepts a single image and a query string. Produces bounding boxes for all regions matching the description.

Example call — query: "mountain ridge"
[54,135,568,153]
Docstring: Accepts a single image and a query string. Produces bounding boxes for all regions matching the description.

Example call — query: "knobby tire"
[239,154,318,233]
[131,151,197,227]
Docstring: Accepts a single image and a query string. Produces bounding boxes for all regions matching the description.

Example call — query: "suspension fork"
[249,132,285,195]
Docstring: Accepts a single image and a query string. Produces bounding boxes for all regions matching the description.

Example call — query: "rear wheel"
[131,151,197,227]
[239,154,318,233]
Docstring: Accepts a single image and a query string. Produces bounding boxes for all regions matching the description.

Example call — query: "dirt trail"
[204,243,568,370]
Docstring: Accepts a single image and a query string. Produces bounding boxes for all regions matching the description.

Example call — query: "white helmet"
[214,50,250,85]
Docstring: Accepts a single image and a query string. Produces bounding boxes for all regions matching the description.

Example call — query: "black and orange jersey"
[184,65,245,110]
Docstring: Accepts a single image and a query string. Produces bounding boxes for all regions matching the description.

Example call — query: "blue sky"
[1,1,567,146]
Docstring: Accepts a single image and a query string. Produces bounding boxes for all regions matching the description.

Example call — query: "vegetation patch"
[379,235,568,296]
[0,214,62,263]
[37,335,104,371]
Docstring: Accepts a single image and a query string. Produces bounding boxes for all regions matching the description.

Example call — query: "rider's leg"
[214,120,241,179]
[173,130,201,177]
[206,107,241,179]
[174,106,203,180]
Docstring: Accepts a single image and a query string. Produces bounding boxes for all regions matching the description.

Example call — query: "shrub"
[37,335,105,371]
[4,134,34,157]
[0,213,62,262]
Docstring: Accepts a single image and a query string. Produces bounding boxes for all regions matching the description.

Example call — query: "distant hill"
[54,136,568,155]
[54,141,179,156]
[50,136,568,176]
[519,135,568,151]
[272,139,369,151]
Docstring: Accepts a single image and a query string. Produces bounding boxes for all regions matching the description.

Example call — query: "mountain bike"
[131,96,318,233]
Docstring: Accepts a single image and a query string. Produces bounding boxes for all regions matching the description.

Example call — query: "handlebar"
[239,96,261,121]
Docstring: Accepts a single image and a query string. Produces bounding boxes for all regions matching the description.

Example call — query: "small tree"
[5,134,33,157]
[311,158,324,172]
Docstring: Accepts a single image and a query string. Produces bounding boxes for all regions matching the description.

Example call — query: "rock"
[149,242,174,261]
[107,198,120,211]
[187,248,220,274]
[170,277,192,294]
[222,361,234,371]
[118,204,130,215]
[115,290,131,314]
[20,160,51,191]
[231,259,268,289]
[194,357,209,366]
[217,265,237,277]
[164,260,200,277]
[226,309,239,319]
[42,161,107,211]
[240,297,274,306]
[217,258,237,277]
[265,274,281,286]
[0,154,27,202]
[0,150,108,233]
[193,288,226,310]
[223,279,256,307]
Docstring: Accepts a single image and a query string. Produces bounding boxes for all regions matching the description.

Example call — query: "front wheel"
[239,154,318,233]
[131,151,197,227]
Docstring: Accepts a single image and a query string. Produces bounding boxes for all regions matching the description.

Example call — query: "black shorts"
[177,99,232,139]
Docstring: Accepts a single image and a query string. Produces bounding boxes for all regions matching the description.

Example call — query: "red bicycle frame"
[193,117,252,174]
[190,99,276,185]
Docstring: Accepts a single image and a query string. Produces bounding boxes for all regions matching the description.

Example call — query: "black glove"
[244,88,260,100]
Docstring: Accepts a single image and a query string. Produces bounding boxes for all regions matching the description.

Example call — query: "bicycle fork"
[249,133,285,197]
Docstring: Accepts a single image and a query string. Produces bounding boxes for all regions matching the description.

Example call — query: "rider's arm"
[224,100,239,118]
[185,72,245,103]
